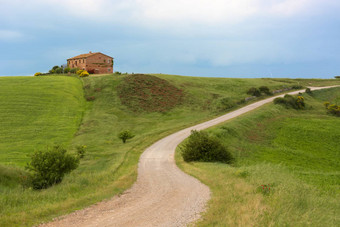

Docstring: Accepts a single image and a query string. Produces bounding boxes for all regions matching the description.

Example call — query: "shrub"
[325,102,340,116]
[180,130,233,163]
[26,145,79,189]
[335,76,340,79]
[273,97,286,105]
[64,67,71,73]
[115,71,122,75]
[76,145,86,159]
[79,71,89,77]
[34,72,42,77]
[76,69,85,75]
[305,88,312,95]
[70,68,78,74]
[274,95,305,110]
[49,69,55,74]
[87,69,95,74]
[247,87,261,97]
[118,130,135,143]
[219,97,235,110]
[292,85,303,89]
[259,86,272,95]
[55,68,63,74]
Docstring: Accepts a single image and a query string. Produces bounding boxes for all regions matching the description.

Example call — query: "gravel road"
[41,86,338,227]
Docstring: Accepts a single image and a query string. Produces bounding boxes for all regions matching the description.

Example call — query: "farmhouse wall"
[67,52,113,74]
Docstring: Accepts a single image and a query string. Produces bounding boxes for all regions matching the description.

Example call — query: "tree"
[55,68,63,74]
[52,65,59,70]
[118,130,135,143]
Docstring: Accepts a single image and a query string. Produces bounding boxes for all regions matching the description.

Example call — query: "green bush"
[55,68,63,74]
[118,130,135,143]
[335,76,340,79]
[247,87,261,97]
[274,95,305,110]
[70,68,78,74]
[219,97,235,110]
[305,88,312,95]
[49,69,55,74]
[76,145,87,158]
[259,86,272,95]
[180,130,233,163]
[26,145,79,189]
[64,67,71,73]
[292,85,303,89]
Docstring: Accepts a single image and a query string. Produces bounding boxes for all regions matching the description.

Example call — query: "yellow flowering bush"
[76,69,85,75]
[34,72,42,76]
[325,102,340,117]
[79,70,89,77]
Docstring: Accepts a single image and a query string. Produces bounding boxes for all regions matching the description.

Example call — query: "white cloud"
[45,0,339,26]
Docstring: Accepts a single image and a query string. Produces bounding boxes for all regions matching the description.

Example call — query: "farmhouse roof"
[67,52,113,60]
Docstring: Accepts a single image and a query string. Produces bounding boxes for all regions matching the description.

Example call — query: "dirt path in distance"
[41,86,339,227]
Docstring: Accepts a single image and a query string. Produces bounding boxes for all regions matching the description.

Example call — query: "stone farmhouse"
[67,52,114,74]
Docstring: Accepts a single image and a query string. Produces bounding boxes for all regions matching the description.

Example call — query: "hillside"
[177,86,340,226]
[0,74,339,226]
[0,76,85,168]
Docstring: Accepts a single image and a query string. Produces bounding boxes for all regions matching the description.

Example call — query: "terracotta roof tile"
[67,52,100,60]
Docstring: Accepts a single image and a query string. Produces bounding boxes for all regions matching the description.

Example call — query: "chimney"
[89,51,92,53]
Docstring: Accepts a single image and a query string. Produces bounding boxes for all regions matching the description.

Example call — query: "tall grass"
[177,87,340,226]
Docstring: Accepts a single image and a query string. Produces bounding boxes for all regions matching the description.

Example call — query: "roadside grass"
[177,87,340,226]
[0,74,339,226]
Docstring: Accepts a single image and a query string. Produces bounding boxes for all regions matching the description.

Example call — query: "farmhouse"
[67,52,114,74]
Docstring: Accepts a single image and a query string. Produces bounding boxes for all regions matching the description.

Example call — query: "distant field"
[0,74,339,226]
[0,76,85,166]
[177,87,340,226]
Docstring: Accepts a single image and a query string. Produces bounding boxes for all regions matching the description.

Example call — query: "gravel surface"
[41,86,338,227]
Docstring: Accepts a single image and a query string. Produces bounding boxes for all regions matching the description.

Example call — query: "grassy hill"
[177,87,340,226]
[0,76,85,167]
[0,74,339,226]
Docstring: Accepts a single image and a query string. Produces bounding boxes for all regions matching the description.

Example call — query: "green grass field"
[0,74,339,226]
[177,87,340,226]
[0,76,85,167]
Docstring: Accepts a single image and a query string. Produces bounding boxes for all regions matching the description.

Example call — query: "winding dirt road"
[42,86,338,227]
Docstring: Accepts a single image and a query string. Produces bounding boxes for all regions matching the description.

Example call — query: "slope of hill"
[177,87,340,226]
[0,74,339,226]
[0,76,85,167]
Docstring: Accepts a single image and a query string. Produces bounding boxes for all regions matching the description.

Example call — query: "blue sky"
[0,0,340,78]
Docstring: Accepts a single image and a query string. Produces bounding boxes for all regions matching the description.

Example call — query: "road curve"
[42,86,339,227]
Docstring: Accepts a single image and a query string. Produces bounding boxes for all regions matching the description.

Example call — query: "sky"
[0,0,340,78]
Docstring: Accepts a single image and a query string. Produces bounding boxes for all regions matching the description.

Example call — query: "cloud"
[45,0,340,26]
